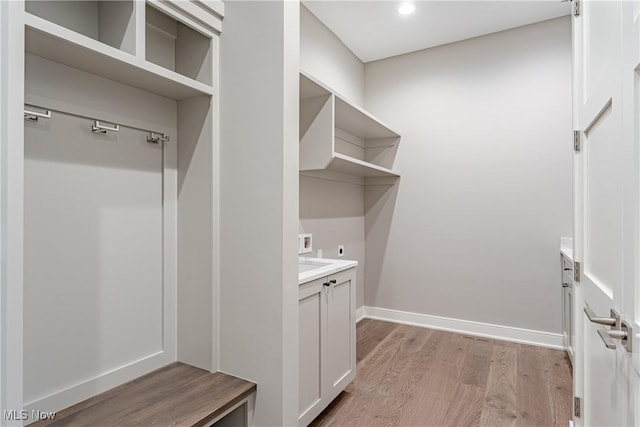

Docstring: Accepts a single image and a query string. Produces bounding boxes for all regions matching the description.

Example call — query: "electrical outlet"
[299,233,312,254]
[338,245,345,257]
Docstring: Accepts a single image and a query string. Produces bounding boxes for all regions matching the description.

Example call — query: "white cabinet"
[561,254,574,362]
[299,71,401,185]
[298,268,356,426]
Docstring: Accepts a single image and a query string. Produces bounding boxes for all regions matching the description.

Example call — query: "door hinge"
[574,130,581,152]
[574,396,581,417]
[573,0,580,16]
[574,261,581,282]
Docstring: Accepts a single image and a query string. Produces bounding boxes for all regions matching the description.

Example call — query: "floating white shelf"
[299,71,401,185]
[334,96,400,141]
[25,13,215,101]
[329,153,399,178]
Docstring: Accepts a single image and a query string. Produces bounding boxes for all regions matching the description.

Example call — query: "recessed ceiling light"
[398,2,416,15]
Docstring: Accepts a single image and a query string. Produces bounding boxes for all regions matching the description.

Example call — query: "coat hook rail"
[25,104,168,143]
[24,108,51,121]
[92,121,120,135]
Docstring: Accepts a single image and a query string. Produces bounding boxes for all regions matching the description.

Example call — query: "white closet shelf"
[327,153,399,178]
[25,13,214,101]
[300,71,401,140]
[300,70,331,99]
[299,70,401,185]
[334,97,400,140]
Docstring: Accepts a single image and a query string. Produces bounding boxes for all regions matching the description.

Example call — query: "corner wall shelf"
[299,71,401,186]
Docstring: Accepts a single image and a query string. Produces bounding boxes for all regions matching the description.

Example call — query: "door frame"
[0,0,25,423]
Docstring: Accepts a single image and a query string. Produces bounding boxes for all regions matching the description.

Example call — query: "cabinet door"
[560,257,574,360]
[298,278,325,426]
[325,269,356,402]
[567,287,573,355]
[563,286,571,348]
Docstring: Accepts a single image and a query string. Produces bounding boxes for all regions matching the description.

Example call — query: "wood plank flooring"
[311,319,572,427]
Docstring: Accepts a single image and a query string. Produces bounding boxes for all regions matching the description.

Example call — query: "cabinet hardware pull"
[323,282,330,287]
[329,279,337,284]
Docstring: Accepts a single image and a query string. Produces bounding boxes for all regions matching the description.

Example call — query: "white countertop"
[299,257,358,285]
[560,237,573,261]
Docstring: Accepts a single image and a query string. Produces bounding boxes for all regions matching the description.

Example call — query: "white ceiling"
[303,1,571,63]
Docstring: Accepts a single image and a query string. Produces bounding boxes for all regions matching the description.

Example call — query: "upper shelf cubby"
[145,4,212,85]
[299,71,401,185]
[24,0,223,100]
[26,0,136,54]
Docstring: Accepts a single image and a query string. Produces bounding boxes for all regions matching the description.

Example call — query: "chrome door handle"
[587,305,633,352]
[584,306,619,327]
[597,327,617,349]
[596,324,633,352]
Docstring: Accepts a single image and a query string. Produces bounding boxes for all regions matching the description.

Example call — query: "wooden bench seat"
[30,363,256,427]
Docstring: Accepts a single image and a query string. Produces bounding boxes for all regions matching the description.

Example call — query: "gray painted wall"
[299,176,366,307]
[364,17,573,334]
[300,5,364,105]
[299,5,367,308]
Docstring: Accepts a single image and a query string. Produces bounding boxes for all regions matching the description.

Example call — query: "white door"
[573,1,640,426]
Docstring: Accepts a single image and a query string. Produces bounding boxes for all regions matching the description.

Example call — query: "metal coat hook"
[147,132,170,144]
[24,108,51,121]
[92,121,119,135]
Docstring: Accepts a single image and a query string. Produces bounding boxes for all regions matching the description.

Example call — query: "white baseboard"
[23,351,173,420]
[362,306,564,349]
[356,306,366,323]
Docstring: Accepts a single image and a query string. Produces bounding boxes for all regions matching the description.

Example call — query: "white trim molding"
[1,1,25,423]
[361,306,564,349]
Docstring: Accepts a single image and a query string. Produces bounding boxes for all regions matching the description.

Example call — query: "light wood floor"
[311,319,572,427]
